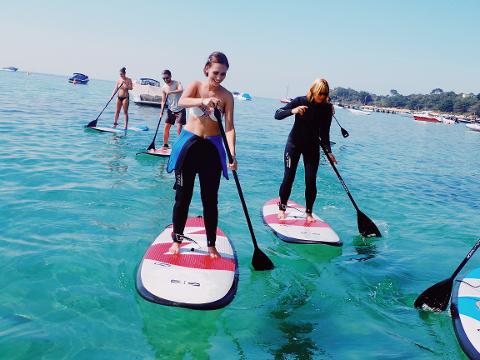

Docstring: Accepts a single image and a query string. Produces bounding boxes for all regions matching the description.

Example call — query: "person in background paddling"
[160,70,185,149]
[275,78,337,223]
[166,52,236,259]
[113,67,133,129]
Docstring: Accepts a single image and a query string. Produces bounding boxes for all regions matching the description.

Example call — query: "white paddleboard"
[141,147,172,157]
[136,216,238,310]
[451,268,480,359]
[262,198,341,246]
[88,125,148,133]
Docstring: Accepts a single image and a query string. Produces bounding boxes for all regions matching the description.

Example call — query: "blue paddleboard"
[451,268,480,359]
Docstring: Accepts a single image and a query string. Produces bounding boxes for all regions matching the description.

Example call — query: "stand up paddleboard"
[451,268,480,359]
[139,147,172,157]
[262,198,341,246]
[87,125,148,134]
[136,216,238,310]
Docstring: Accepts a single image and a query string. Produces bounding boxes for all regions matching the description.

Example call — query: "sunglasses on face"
[163,77,171,81]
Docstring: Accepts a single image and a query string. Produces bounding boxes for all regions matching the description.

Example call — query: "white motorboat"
[0,66,18,72]
[466,123,480,132]
[348,108,371,115]
[132,78,163,107]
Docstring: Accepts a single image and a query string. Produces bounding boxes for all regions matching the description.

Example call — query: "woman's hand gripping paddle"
[320,143,381,237]
[414,238,480,311]
[86,81,124,128]
[213,108,274,271]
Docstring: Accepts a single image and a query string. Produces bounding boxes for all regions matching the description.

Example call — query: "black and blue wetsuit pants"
[279,139,319,214]
[172,139,222,247]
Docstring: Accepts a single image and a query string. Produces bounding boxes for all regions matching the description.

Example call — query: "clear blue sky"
[1,0,479,97]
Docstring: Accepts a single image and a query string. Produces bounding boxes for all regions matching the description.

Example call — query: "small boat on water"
[233,92,252,101]
[0,66,18,72]
[348,108,371,115]
[69,73,89,84]
[132,78,163,107]
[466,123,480,132]
[280,86,292,103]
[413,112,440,123]
[440,116,457,125]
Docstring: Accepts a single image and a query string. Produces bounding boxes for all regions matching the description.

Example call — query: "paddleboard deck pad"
[140,147,172,157]
[262,198,341,246]
[87,125,148,133]
[451,268,480,359]
[136,216,238,310]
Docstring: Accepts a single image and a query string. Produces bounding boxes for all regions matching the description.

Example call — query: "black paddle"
[146,94,169,151]
[333,114,349,138]
[86,81,124,128]
[320,143,381,237]
[213,108,274,271]
[414,238,480,312]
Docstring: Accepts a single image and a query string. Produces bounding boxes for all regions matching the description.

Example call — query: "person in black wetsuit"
[274,78,337,223]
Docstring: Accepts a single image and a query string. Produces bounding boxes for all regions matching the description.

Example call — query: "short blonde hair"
[307,78,330,102]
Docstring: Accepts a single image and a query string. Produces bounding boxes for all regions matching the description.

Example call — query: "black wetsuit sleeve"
[319,106,333,153]
[274,98,301,120]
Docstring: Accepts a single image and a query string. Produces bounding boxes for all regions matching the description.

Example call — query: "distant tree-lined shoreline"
[330,87,480,115]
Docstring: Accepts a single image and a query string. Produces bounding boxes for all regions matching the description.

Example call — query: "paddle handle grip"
[452,238,480,279]
[214,109,260,250]
[320,143,360,212]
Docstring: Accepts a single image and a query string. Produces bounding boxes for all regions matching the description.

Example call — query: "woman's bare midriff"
[118,85,128,98]
[184,111,223,138]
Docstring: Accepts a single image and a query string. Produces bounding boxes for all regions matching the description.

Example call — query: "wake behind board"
[262,198,341,246]
[136,216,238,310]
[139,147,172,157]
[451,268,480,359]
[87,125,148,133]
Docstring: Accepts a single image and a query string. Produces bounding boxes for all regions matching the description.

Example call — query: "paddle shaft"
[450,238,480,280]
[320,143,361,212]
[148,94,169,149]
[96,81,124,122]
[214,110,261,250]
[333,115,342,128]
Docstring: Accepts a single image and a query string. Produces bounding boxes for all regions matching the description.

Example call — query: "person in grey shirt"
[160,70,185,149]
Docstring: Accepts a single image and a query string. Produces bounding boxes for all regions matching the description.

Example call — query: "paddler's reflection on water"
[353,236,377,262]
[165,52,237,259]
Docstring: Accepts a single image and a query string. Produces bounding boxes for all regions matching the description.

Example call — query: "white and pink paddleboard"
[136,216,238,310]
[142,147,171,157]
[262,198,341,246]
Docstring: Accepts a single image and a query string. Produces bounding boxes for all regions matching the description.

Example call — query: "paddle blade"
[357,210,381,237]
[86,119,97,128]
[252,247,274,271]
[414,278,453,312]
[341,128,349,138]
[146,142,155,151]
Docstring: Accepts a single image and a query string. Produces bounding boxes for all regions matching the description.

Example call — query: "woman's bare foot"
[208,246,221,259]
[278,210,286,220]
[306,214,315,223]
[169,242,181,254]
[113,123,118,128]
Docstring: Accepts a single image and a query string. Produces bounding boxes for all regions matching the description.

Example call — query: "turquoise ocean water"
[1,71,479,359]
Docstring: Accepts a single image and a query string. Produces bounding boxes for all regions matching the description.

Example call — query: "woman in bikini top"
[166,52,237,259]
[113,67,133,129]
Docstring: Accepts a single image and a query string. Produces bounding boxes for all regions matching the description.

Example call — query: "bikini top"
[189,106,224,121]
